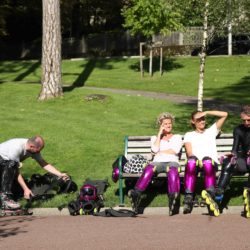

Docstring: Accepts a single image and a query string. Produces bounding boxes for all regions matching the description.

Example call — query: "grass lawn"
[0,55,249,209]
[0,55,250,103]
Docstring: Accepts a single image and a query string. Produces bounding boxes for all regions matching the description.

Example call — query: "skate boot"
[243,187,250,218]
[128,189,141,214]
[0,193,22,216]
[215,187,224,205]
[193,196,199,207]
[168,192,180,216]
[183,194,193,214]
[201,190,220,217]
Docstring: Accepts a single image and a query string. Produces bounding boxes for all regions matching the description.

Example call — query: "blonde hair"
[156,112,174,127]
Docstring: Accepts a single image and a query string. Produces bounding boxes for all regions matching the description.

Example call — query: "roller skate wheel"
[246,204,249,211]
[79,208,84,215]
[246,212,250,218]
[214,210,220,217]
[201,190,207,199]
[244,199,248,205]
[206,198,210,204]
[209,204,215,211]
[243,189,248,198]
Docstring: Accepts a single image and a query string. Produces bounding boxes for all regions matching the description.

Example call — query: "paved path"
[84,86,240,113]
[1,214,250,250]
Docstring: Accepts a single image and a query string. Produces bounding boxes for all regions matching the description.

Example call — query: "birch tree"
[39,0,62,100]
[197,1,209,111]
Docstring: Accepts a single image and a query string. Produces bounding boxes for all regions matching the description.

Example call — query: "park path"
[84,86,240,113]
[1,214,250,250]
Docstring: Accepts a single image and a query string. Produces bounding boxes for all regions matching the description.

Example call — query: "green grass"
[1,55,250,103]
[0,56,249,208]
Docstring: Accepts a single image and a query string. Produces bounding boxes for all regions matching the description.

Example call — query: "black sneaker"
[168,192,180,216]
[128,189,141,214]
[183,194,193,214]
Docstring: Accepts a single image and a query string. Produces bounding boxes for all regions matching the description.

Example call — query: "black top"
[232,124,250,157]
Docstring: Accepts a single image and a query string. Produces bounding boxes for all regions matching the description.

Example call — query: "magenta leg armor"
[247,156,250,166]
[135,164,154,192]
[168,167,180,193]
[184,158,197,193]
[202,158,216,190]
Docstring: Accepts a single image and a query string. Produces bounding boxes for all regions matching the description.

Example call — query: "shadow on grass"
[206,75,250,105]
[14,61,40,81]
[63,58,126,92]
[0,60,40,84]
[129,57,183,75]
[63,59,97,92]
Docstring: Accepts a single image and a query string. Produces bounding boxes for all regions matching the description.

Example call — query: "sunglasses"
[194,117,205,122]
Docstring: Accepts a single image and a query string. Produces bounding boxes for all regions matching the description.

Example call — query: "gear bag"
[68,178,109,216]
[13,173,78,201]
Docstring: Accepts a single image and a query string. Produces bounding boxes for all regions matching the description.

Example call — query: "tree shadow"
[129,57,183,75]
[0,61,40,84]
[63,58,120,92]
[14,61,40,81]
[206,75,250,104]
[0,216,36,238]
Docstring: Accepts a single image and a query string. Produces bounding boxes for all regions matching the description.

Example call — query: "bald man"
[0,136,69,210]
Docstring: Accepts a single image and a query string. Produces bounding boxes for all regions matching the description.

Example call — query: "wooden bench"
[113,133,235,206]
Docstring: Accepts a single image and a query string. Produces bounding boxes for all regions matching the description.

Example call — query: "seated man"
[216,105,250,216]
[127,112,183,215]
[0,136,69,211]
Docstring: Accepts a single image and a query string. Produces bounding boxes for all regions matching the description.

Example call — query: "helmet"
[79,184,97,202]
[112,167,119,183]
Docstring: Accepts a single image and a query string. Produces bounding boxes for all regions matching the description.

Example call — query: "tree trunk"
[228,0,232,56]
[197,1,209,111]
[149,47,153,77]
[39,0,63,100]
[140,42,145,78]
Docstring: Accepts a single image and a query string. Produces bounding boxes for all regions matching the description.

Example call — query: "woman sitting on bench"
[128,112,183,216]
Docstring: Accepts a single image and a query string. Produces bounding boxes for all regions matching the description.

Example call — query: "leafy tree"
[121,0,182,39]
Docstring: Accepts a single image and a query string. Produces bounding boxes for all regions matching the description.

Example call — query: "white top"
[183,123,219,163]
[151,134,183,163]
[0,138,43,163]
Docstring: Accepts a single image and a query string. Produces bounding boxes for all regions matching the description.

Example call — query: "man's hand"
[23,188,34,200]
[59,173,70,181]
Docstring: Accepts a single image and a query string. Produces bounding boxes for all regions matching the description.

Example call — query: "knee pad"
[202,157,216,189]
[202,157,216,174]
[112,167,119,183]
[184,157,198,193]
[247,156,250,166]
[167,166,180,194]
[0,160,19,193]
[135,164,155,192]
[185,157,198,175]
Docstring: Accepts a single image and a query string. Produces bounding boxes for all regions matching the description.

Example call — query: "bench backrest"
[124,134,234,166]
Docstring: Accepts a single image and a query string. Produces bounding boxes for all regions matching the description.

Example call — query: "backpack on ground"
[67,178,109,216]
[13,173,78,202]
